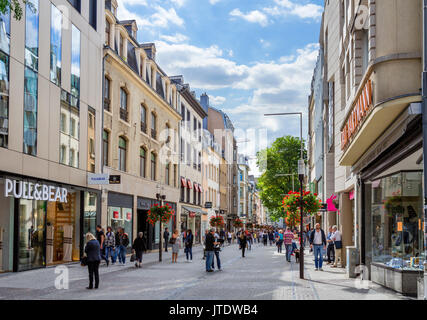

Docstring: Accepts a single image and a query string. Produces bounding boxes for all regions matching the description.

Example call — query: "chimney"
[200,92,209,111]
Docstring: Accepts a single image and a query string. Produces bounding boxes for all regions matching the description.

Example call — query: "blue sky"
[118,0,323,175]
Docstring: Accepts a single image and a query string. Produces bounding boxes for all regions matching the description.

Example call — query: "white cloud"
[159,33,189,43]
[170,0,186,8]
[209,0,222,4]
[263,0,323,20]
[229,9,269,27]
[209,96,227,106]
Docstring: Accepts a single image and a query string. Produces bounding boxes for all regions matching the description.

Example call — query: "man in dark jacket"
[132,232,147,268]
[164,228,170,252]
[85,233,101,289]
[309,223,327,271]
[205,228,217,272]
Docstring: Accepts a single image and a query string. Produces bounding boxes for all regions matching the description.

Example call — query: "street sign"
[205,202,212,208]
[87,173,110,185]
[320,203,328,212]
[109,175,121,184]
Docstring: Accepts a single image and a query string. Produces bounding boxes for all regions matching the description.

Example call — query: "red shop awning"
[187,180,192,189]
[198,184,203,193]
[194,183,199,192]
[181,178,187,187]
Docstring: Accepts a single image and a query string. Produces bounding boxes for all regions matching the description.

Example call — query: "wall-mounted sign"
[341,80,373,150]
[113,211,119,219]
[189,212,196,218]
[88,174,110,185]
[205,202,212,209]
[109,175,121,184]
[4,178,68,203]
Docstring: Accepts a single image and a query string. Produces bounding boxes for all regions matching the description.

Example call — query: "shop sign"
[4,178,68,203]
[88,173,109,185]
[126,212,132,221]
[113,211,119,219]
[109,175,121,184]
[189,212,196,218]
[205,202,212,209]
[341,80,373,150]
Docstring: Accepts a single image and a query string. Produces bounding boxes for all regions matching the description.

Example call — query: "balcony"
[104,98,111,112]
[141,122,147,134]
[120,109,128,122]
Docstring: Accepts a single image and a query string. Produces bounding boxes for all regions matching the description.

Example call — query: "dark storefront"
[107,192,133,253]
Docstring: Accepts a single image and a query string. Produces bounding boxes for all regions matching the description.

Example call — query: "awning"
[181,178,187,187]
[182,206,205,215]
[198,184,203,193]
[187,179,192,189]
[194,183,199,192]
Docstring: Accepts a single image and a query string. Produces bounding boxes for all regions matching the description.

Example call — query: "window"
[87,108,95,172]
[186,111,190,131]
[180,183,185,202]
[50,4,62,86]
[120,88,128,121]
[151,152,156,180]
[140,147,146,177]
[119,34,124,58]
[23,67,38,155]
[105,19,110,46]
[198,122,201,142]
[71,25,80,98]
[25,0,38,71]
[165,162,170,185]
[151,112,157,139]
[89,0,97,30]
[104,77,110,111]
[0,9,10,148]
[187,143,191,166]
[103,130,109,166]
[140,105,146,133]
[193,185,197,205]
[118,136,126,171]
[67,0,81,12]
[59,90,79,168]
[187,184,190,203]
[156,72,164,98]
[174,164,177,188]
[165,123,171,147]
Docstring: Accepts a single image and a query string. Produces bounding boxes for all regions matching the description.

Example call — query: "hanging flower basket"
[210,216,225,228]
[246,222,253,229]
[233,218,243,228]
[282,191,322,228]
[147,203,174,225]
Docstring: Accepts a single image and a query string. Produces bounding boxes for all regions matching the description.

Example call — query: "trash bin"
[346,246,359,278]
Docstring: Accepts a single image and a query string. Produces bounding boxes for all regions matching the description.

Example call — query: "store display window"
[108,206,133,242]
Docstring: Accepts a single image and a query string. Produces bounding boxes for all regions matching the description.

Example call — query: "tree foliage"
[0,0,35,21]
[256,136,307,222]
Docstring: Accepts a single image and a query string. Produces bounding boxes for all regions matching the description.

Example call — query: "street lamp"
[264,112,305,279]
[156,184,166,262]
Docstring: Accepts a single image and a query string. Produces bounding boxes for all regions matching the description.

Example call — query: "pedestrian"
[291,230,298,254]
[171,229,181,263]
[263,231,268,246]
[132,232,147,268]
[276,229,284,253]
[105,226,116,265]
[84,232,101,290]
[95,225,109,266]
[227,231,232,245]
[309,223,327,271]
[212,231,222,271]
[205,228,217,272]
[268,231,274,246]
[283,227,294,262]
[331,225,343,268]
[326,226,335,265]
[117,228,130,265]
[239,232,247,257]
[184,229,194,262]
[307,228,314,252]
[164,227,170,252]
[203,229,209,260]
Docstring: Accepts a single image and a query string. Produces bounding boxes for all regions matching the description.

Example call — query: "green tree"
[0,0,35,21]
[256,136,307,222]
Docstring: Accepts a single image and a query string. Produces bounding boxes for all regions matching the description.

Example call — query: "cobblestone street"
[0,243,412,300]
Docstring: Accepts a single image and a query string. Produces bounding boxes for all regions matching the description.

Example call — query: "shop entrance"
[137,209,150,249]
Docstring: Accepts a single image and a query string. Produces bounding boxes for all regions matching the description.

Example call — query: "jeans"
[285,244,293,261]
[105,246,116,263]
[327,244,335,263]
[164,239,168,252]
[87,261,100,288]
[185,246,193,260]
[117,245,127,264]
[292,242,298,252]
[313,244,324,269]
[211,251,221,270]
[277,240,283,253]
[206,251,214,271]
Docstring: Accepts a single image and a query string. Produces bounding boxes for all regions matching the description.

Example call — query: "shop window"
[50,4,62,86]
[0,8,10,149]
[107,206,132,245]
[71,25,80,99]
[151,152,156,180]
[23,67,38,156]
[103,130,109,167]
[84,192,97,236]
[370,171,424,270]
[140,147,146,178]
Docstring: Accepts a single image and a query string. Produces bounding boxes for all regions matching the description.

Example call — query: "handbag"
[130,254,136,262]
[80,256,88,267]
[169,237,176,245]
[334,240,342,249]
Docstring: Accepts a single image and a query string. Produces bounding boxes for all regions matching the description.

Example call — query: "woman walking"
[171,229,181,263]
[105,226,116,265]
[239,233,247,258]
[132,232,147,268]
[84,233,101,290]
[184,229,194,262]
[276,229,284,253]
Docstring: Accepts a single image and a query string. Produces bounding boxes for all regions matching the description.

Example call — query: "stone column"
[339,192,354,268]
[110,23,116,51]
[141,57,147,82]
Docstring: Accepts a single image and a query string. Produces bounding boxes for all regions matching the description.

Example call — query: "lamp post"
[156,185,166,262]
[264,112,305,279]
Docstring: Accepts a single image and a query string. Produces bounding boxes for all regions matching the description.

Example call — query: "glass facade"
[25,0,39,71]
[83,192,97,236]
[71,25,80,99]
[59,90,79,168]
[107,206,133,244]
[23,67,38,155]
[0,8,10,149]
[369,171,424,270]
[50,4,62,86]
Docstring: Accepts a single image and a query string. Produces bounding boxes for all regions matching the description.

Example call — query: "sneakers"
[319,268,324,271]
[315,268,319,271]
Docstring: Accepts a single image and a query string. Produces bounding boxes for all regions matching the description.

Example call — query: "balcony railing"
[141,122,147,134]
[120,108,128,122]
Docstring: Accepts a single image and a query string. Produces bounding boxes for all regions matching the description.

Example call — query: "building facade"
[0,0,103,272]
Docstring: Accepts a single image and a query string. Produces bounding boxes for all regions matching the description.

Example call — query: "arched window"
[165,123,171,147]
[104,76,111,111]
[151,112,157,139]
[140,147,146,177]
[151,152,156,180]
[103,130,109,166]
[165,162,170,185]
[118,136,126,171]
[120,88,128,121]
[140,105,147,133]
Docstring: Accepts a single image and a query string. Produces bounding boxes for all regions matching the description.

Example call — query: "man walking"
[164,227,170,252]
[283,227,294,262]
[309,223,327,271]
[326,226,335,265]
[95,225,109,266]
[331,225,343,268]
[205,228,217,272]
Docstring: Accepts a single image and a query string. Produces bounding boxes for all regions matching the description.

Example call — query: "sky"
[117,0,323,176]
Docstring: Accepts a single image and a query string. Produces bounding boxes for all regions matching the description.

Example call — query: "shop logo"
[55,266,69,290]
[4,179,68,203]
